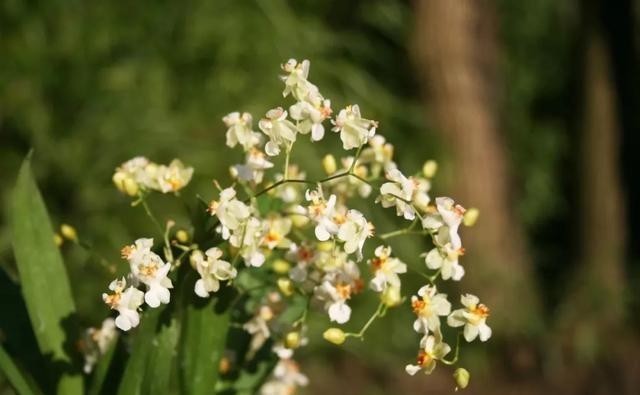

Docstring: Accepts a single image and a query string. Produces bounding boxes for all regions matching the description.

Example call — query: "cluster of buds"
[95,59,490,391]
[112,157,193,196]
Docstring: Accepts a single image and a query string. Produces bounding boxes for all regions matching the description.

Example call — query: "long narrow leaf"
[0,345,41,395]
[9,154,83,395]
[117,309,161,395]
[143,318,180,395]
[180,274,232,395]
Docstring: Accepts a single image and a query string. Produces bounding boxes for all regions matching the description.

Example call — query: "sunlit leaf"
[9,154,83,395]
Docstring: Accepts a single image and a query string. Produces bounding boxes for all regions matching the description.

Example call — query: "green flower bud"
[323,328,346,345]
[453,367,470,390]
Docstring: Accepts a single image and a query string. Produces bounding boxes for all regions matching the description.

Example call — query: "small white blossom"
[81,318,117,373]
[209,187,251,239]
[378,168,417,220]
[423,197,466,250]
[121,238,173,308]
[231,148,274,184]
[423,244,465,281]
[229,216,266,267]
[261,216,293,250]
[305,187,339,242]
[289,93,332,142]
[244,305,275,356]
[223,111,261,151]
[280,59,316,101]
[102,278,144,331]
[259,358,308,395]
[405,334,451,376]
[448,294,492,342]
[259,107,299,156]
[331,105,378,150]
[368,245,407,292]
[410,285,451,334]
[337,209,374,261]
[156,159,194,193]
[191,248,237,298]
[315,261,362,324]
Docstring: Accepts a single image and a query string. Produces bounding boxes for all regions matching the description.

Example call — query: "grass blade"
[9,154,83,395]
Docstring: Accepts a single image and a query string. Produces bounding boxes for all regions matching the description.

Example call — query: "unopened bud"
[322,154,337,175]
[463,208,479,227]
[381,286,402,307]
[290,212,309,228]
[453,368,470,390]
[60,224,78,241]
[122,177,139,196]
[316,241,334,252]
[422,160,438,178]
[323,328,346,345]
[176,229,189,243]
[277,278,294,296]
[272,259,291,274]
[285,331,301,349]
[54,233,64,247]
[189,250,203,269]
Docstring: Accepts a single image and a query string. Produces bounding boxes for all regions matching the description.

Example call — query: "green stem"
[138,196,164,235]
[347,302,384,340]
[441,332,462,365]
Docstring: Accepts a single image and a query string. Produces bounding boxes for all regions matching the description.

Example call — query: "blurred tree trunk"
[412,0,541,340]
[554,2,627,382]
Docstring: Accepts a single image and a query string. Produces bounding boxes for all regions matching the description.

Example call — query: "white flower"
[305,187,339,241]
[405,334,451,376]
[229,216,266,267]
[231,148,274,184]
[209,187,251,239]
[447,294,492,342]
[259,107,299,156]
[261,216,293,250]
[423,197,466,250]
[337,209,374,261]
[121,238,173,308]
[259,358,308,395]
[102,278,144,331]
[331,105,378,150]
[191,248,237,298]
[315,261,362,324]
[112,156,156,195]
[81,318,117,373]
[244,305,275,356]
[378,168,417,220]
[410,285,451,334]
[368,245,407,292]
[223,111,261,151]
[423,245,465,281]
[280,58,317,101]
[155,159,194,193]
[360,135,396,177]
[289,93,332,142]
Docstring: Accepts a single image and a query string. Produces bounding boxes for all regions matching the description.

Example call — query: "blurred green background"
[2,0,640,394]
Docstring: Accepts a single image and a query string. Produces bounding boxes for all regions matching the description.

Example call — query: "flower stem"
[347,301,385,340]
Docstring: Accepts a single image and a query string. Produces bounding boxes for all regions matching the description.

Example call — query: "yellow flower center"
[416,350,432,367]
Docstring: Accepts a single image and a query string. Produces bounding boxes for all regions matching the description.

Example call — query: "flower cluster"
[112,157,193,196]
[95,59,490,391]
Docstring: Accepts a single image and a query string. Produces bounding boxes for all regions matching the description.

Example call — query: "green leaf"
[87,334,118,395]
[180,273,233,395]
[0,345,42,395]
[9,154,83,395]
[143,318,180,395]
[117,309,161,395]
